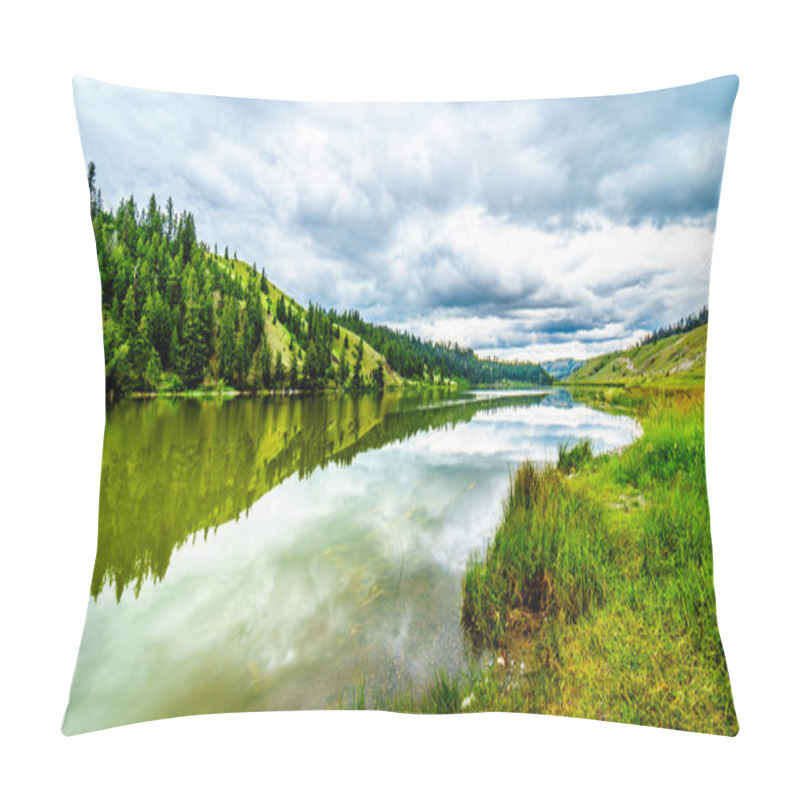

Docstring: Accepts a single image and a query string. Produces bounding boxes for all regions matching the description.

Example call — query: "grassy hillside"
[329,310,552,387]
[89,177,541,398]
[567,324,707,385]
[225,258,403,390]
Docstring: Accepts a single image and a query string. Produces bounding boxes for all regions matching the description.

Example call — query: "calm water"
[64,389,640,733]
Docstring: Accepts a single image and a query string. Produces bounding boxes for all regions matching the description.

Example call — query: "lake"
[63,388,640,733]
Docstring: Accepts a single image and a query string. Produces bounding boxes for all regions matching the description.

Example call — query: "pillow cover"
[64,76,739,735]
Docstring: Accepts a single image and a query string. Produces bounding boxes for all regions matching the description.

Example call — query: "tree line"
[87,163,549,399]
[638,307,709,347]
[328,309,551,386]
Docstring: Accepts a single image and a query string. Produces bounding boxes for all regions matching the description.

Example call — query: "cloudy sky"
[74,76,737,361]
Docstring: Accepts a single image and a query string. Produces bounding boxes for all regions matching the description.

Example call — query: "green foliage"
[453,391,737,734]
[87,167,545,400]
[557,439,592,474]
[462,464,610,647]
[329,308,551,386]
[274,351,286,387]
[258,341,272,390]
[569,323,708,386]
[89,167,276,398]
[337,345,349,386]
[350,337,364,391]
[372,363,385,392]
[638,307,708,347]
[342,670,463,714]
[360,391,735,734]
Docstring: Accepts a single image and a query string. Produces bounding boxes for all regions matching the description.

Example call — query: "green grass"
[568,325,708,386]
[338,670,465,714]
[221,256,403,390]
[462,462,610,646]
[557,439,593,474]
[350,389,738,735]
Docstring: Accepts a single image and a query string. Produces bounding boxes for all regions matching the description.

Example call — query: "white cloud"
[73,76,735,362]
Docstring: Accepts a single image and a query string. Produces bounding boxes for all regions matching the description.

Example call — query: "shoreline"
[343,387,738,735]
[117,380,551,403]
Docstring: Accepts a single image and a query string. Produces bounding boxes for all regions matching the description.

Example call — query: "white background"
[1,1,797,797]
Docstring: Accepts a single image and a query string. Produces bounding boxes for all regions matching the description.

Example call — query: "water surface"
[64,389,639,733]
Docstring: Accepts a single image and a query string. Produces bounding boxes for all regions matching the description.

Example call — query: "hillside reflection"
[94,390,551,600]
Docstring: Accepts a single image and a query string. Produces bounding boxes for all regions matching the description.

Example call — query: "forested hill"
[89,166,398,400]
[85,164,549,399]
[329,310,551,386]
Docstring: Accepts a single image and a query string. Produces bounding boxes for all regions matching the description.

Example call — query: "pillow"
[64,75,739,735]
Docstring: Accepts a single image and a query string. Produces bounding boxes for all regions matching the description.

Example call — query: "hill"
[567,324,708,384]
[329,309,551,387]
[541,358,585,381]
[90,185,400,400]
[567,324,707,385]
[225,257,402,391]
[87,167,549,399]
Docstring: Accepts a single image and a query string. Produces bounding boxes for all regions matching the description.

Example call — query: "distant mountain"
[567,324,707,385]
[541,358,585,381]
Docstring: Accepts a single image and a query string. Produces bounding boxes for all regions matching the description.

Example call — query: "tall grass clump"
[557,439,592,474]
[462,462,610,648]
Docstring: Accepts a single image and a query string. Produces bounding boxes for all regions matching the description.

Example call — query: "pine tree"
[274,351,286,387]
[145,194,161,239]
[372,364,384,392]
[168,325,181,371]
[132,315,158,389]
[177,212,197,266]
[234,327,249,387]
[350,338,364,391]
[122,285,137,341]
[181,303,206,389]
[219,298,237,383]
[165,197,175,243]
[259,341,272,389]
[338,346,349,386]
[303,341,320,390]
[87,161,100,219]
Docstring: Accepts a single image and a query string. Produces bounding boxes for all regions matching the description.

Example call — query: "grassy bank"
[350,390,738,734]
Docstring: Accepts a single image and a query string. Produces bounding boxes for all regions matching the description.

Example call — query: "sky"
[73,76,738,362]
